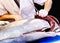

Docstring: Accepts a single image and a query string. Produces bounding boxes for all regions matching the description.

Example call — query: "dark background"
[49,0,60,21]
[34,0,60,22]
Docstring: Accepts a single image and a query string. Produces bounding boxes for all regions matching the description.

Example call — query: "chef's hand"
[38,9,48,17]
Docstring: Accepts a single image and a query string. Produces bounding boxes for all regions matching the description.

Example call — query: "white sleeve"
[34,0,47,5]
[0,3,7,15]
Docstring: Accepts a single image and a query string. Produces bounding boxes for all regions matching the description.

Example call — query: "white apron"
[0,19,59,41]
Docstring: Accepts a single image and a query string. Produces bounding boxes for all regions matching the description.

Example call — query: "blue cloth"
[38,35,60,43]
